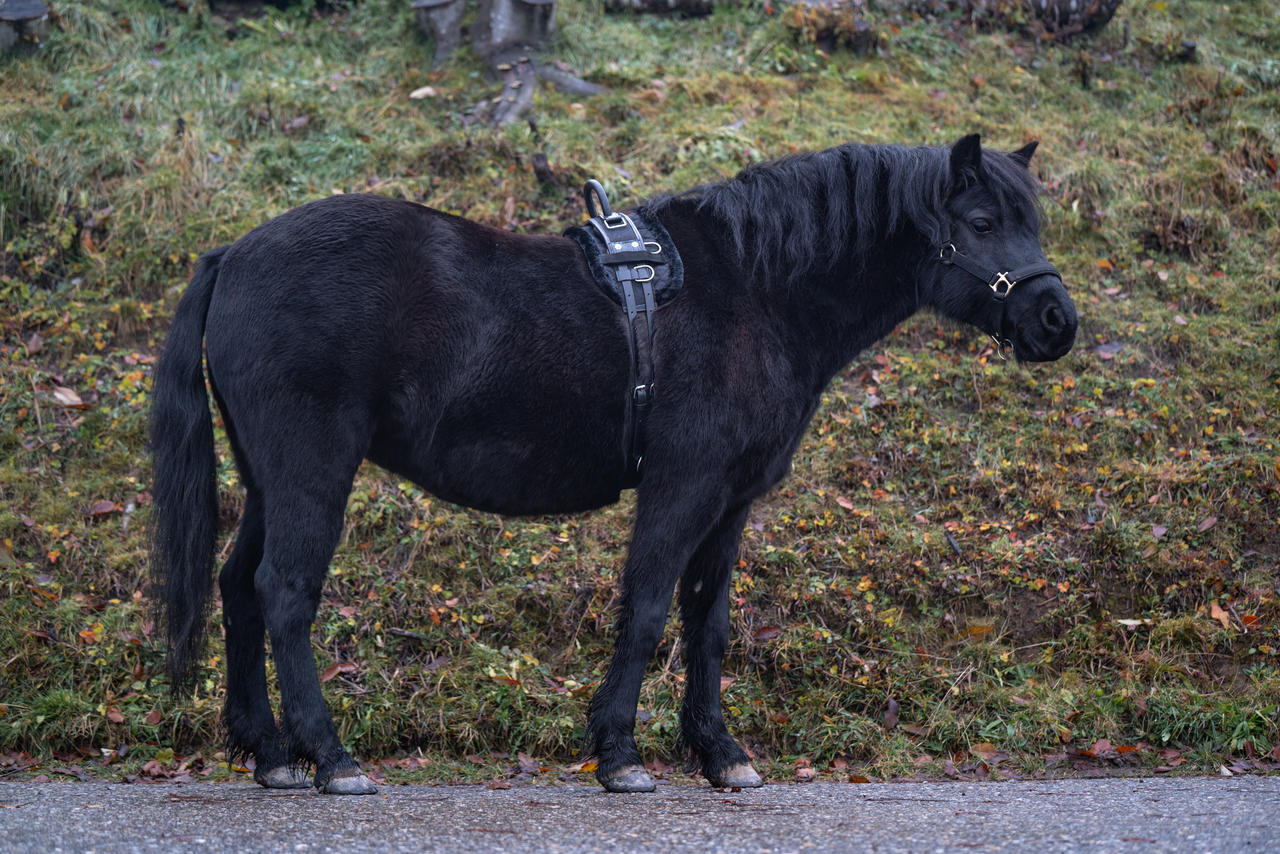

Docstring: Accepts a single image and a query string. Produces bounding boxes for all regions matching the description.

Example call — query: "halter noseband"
[938,243,1062,360]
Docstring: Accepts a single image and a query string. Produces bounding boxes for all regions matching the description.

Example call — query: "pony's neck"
[779,228,925,395]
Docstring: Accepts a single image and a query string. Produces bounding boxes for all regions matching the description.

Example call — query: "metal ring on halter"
[633,265,655,283]
[939,243,957,263]
[644,240,663,254]
[990,272,1014,299]
[583,179,612,219]
[990,335,1013,361]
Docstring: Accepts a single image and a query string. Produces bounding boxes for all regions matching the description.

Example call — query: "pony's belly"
[370,432,625,517]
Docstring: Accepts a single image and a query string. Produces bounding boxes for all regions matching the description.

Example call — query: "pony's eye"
[971,218,992,234]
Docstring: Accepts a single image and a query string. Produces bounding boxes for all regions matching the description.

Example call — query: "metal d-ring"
[644,240,663,254]
[633,264,655,283]
[939,243,957,263]
[583,179,612,219]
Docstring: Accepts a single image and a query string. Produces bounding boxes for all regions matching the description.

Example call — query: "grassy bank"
[1,0,1278,783]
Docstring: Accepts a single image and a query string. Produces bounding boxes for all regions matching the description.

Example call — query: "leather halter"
[937,242,1062,360]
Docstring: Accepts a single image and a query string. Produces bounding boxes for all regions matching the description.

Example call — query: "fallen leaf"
[848,774,871,783]
[794,767,816,782]
[408,85,439,99]
[835,495,854,510]
[320,661,358,682]
[87,500,118,517]
[1094,341,1124,360]
[1209,601,1231,630]
[883,697,899,731]
[1152,524,1167,540]
[516,753,539,775]
[485,779,512,789]
[970,742,999,762]
[144,709,162,726]
[106,707,124,723]
[753,626,781,641]
[1173,314,1188,326]
[51,386,89,409]
[1096,258,1114,271]
[26,333,43,355]
[1197,515,1218,533]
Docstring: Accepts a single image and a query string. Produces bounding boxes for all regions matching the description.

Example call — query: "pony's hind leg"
[256,461,374,794]
[219,489,306,789]
[677,504,762,789]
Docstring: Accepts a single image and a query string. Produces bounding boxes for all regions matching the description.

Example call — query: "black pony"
[150,134,1076,795]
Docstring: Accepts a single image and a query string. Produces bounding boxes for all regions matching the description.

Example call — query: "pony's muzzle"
[1016,279,1077,362]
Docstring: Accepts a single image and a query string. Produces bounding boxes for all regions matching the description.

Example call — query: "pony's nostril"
[1041,303,1064,335]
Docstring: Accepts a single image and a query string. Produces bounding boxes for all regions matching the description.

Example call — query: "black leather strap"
[577,182,671,488]
[938,243,1062,357]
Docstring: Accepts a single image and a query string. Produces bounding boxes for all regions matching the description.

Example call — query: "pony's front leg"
[586,485,726,793]
[677,504,763,788]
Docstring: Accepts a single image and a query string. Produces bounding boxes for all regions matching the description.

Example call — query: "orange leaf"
[835,495,854,510]
[753,626,781,641]
[848,774,871,783]
[320,661,358,683]
[1096,258,1114,271]
[970,742,999,761]
[145,709,162,726]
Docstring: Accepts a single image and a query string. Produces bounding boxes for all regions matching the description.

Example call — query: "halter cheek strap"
[937,243,1062,360]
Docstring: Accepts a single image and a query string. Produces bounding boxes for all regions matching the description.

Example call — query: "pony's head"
[924,135,1077,362]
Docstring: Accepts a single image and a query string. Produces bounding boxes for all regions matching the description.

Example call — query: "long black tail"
[149,246,227,693]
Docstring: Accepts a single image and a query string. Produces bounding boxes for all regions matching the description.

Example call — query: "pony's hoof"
[601,765,656,793]
[321,772,378,795]
[708,762,764,789]
[256,765,311,789]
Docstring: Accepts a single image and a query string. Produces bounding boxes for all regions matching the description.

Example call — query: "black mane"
[652,142,1042,286]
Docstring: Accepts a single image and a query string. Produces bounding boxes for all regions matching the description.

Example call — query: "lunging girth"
[564,180,684,489]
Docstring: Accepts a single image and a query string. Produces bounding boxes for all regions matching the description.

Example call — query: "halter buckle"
[990,272,1014,299]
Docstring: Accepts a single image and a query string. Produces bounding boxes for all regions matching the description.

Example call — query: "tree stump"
[412,0,605,126]
[780,0,881,55]
[1028,0,1123,39]
[0,0,51,52]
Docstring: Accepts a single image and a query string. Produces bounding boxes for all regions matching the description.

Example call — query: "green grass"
[1,0,1278,783]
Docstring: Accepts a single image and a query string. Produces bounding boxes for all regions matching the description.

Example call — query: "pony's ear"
[950,134,982,189]
[1010,140,1038,166]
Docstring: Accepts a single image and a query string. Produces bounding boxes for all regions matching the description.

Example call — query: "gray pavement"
[0,776,1276,853]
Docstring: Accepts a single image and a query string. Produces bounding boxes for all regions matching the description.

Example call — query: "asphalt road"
[1,776,1276,853]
